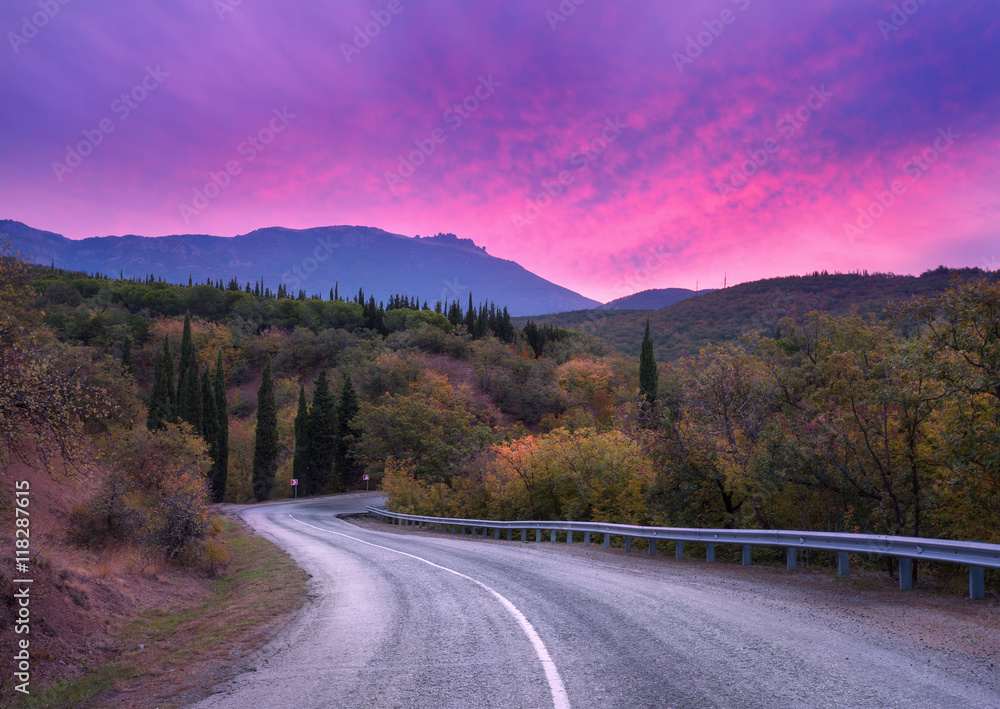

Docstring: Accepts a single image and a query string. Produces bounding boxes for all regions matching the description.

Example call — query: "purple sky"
[2,0,998,301]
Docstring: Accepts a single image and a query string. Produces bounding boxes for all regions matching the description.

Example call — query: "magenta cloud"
[1,0,998,301]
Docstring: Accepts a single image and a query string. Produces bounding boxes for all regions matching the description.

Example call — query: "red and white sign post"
[291,478,298,499]
[363,474,370,492]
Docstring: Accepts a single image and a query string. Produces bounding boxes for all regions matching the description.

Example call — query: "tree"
[252,361,278,501]
[91,423,211,559]
[292,384,310,488]
[639,318,658,407]
[305,370,338,495]
[176,313,203,431]
[201,368,221,501]
[336,374,361,487]
[0,244,113,473]
[147,336,175,431]
[121,336,134,377]
[213,350,229,503]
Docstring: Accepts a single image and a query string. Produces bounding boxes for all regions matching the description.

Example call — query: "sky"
[1,0,998,303]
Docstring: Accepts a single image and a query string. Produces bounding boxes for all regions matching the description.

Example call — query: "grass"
[15,516,308,709]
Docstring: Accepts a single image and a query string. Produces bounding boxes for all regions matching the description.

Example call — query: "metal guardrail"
[366,506,1000,599]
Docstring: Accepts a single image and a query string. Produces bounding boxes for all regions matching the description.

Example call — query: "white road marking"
[288,514,571,709]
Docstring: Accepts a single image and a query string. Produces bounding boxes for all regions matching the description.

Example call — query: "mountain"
[600,287,715,310]
[1,221,600,316]
[514,268,999,361]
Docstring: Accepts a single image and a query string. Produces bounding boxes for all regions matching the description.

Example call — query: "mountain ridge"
[2,220,599,317]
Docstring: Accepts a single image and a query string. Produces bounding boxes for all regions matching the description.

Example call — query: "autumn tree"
[0,245,113,472]
[88,423,211,559]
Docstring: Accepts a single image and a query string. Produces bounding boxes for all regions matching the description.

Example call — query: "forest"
[2,246,999,583]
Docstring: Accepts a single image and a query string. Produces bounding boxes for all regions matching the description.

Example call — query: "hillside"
[516,268,1000,360]
[2,220,600,317]
[600,287,714,310]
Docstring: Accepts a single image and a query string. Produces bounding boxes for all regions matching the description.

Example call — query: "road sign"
[291,479,298,485]
[362,474,369,481]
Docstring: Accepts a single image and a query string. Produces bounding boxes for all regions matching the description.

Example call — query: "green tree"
[201,368,222,501]
[252,361,278,501]
[639,318,659,406]
[121,336,134,377]
[292,384,310,488]
[147,336,175,431]
[305,370,338,495]
[212,350,229,503]
[176,313,203,431]
[336,374,361,487]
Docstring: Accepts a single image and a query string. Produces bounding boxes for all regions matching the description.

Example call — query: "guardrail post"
[536,529,542,542]
[460,525,466,534]
[787,548,797,570]
[584,532,591,546]
[675,541,684,560]
[604,533,610,549]
[899,558,912,590]
[493,527,500,539]
[970,566,985,600]
[648,539,656,556]
[506,529,512,541]
[742,545,752,566]
[706,543,715,562]
[624,536,632,552]
[567,531,573,544]
[522,528,528,541]
[837,552,850,576]
[550,530,557,543]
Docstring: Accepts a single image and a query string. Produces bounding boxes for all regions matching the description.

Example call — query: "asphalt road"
[191,494,1000,709]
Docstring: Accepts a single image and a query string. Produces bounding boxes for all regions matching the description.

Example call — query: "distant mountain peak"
[413,232,488,254]
[5,220,596,316]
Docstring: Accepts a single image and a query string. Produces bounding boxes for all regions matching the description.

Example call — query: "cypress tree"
[213,351,229,503]
[293,385,310,489]
[176,314,202,430]
[305,370,338,495]
[639,318,659,407]
[201,368,223,501]
[336,375,360,488]
[146,336,174,430]
[121,337,133,377]
[252,361,278,502]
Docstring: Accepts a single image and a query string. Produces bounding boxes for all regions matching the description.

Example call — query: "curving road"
[191,494,999,709]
